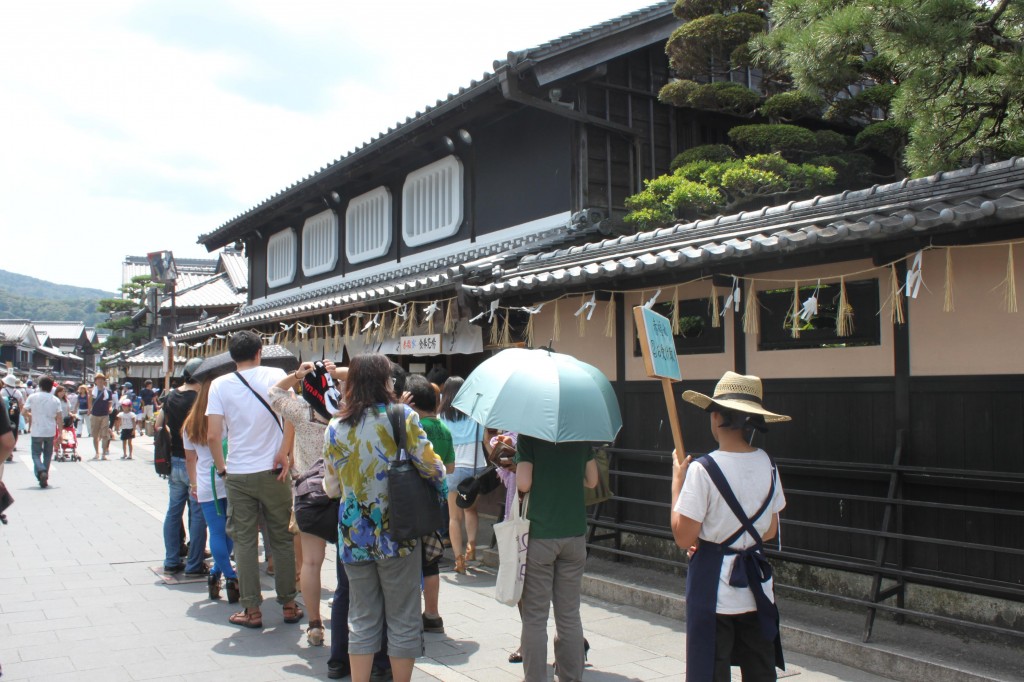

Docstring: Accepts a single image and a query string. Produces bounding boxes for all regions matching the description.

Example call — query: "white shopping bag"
[493,492,530,606]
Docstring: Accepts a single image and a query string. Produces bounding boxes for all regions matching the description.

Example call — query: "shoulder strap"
[386,403,407,461]
[697,454,776,547]
[233,371,283,433]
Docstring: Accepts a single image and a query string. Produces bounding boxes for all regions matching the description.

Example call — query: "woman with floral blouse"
[323,353,444,682]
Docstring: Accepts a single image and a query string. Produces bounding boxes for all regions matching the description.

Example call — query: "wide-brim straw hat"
[2,375,18,388]
[682,371,791,423]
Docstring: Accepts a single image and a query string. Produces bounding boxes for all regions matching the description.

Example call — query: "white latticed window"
[346,186,392,264]
[301,209,339,276]
[266,228,296,288]
[402,155,464,247]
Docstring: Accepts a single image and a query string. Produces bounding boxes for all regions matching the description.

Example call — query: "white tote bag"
[493,492,530,606]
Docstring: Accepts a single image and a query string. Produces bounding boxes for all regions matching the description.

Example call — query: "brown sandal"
[229,608,263,629]
[282,601,303,624]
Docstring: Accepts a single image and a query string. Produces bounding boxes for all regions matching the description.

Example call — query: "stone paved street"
[0,437,894,681]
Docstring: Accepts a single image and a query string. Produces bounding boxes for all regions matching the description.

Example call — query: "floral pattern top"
[324,403,445,563]
[269,386,328,475]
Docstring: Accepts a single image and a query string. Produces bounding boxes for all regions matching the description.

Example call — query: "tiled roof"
[0,320,32,343]
[174,216,603,340]
[160,273,246,310]
[466,158,1024,299]
[115,339,184,365]
[32,321,85,342]
[219,251,248,291]
[197,2,675,248]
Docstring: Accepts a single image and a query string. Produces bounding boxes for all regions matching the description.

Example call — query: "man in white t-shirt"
[206,331,300,629]
[671,371,789,682]
[22,375,63,488]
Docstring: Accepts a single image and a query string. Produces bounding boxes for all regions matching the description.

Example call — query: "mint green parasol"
[451,347,622,443]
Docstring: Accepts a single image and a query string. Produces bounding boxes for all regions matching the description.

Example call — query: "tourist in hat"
[671,371,790,682]
[2,375,25,456]
[87,373,114,459]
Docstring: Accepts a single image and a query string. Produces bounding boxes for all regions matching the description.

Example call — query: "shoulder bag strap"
[233,371,283,433]
[386,403,407,462]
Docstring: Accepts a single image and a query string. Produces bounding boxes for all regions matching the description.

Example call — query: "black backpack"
[3,389,18,422]
[153,389,175,478]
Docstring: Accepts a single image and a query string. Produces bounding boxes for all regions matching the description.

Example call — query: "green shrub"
[854,120,905,157]
[720,166,787,195]
[814,130,849,154]
[659,80,760,115]
[667,180,723,214]
[759,91,825,121]
[670,144,736,169]
[728,124,819,155]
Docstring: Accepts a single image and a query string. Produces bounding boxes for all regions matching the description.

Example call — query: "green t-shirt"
[420,416,455,466]
[516,435,594,540]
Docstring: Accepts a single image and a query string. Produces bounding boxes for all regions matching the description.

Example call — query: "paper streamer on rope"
[742,281,759,335]
[906,250,924,299]
[710,284,720,328]
[423,301,440,335]
[836,277,854,337]
[889,264,905,325]
[799,280,820,322]
[604,296,616,338]
[576,293,596,337]
[723,277,741,315]
[1005,244,1018,313]
[789,282,801,339]
[520,303,544,348]
[943,249,955,313]
[643,289,661,310]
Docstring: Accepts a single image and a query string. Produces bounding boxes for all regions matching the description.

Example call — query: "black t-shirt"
[162,388,198,458]
[139,388,155,406]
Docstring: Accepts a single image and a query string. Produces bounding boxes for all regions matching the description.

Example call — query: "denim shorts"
[446,466,489,493]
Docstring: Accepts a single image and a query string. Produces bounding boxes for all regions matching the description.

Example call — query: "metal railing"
[586,443,1024,641]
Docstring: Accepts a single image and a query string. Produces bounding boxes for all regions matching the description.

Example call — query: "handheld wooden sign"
[633,306,686,463]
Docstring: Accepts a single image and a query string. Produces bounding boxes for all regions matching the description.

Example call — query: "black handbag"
[293,459,340,544]
[385,404,443,541]
[456,465,500,508]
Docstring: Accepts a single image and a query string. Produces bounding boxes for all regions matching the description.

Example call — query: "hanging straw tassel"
[1001,244,1019,313]
[525,312,536,348]
[553,299,561,342]
[789,281,801,339]
[836,276,854,337]
[742,281,760,335]
[500,311,512,347]
[443,299,457,334]
[406,306,416,336]
[604,296,616,338]
[389,310,403,338]
[489,313,500,346]
[943,248,955,313]
[671,286,680,334]
[710,284,721,328]
[426,307,436,336]
[889,264,905,325]
[333,321,341,354]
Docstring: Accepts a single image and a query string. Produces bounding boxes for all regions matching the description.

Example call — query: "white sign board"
[398,334,442,356]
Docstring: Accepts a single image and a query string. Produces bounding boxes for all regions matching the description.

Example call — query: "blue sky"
[0,0,662,292]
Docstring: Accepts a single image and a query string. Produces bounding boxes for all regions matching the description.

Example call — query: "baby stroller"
[56,416,81,462]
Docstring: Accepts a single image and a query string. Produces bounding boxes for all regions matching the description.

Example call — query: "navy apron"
[684,455,784,682]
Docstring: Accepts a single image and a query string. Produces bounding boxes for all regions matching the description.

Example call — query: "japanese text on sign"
[399,334,441,355]
[633,307,681,381]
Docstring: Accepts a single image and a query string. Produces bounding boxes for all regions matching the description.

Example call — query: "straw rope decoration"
[943,248,955,313]
[789,281,801,339]
[426,306,436,336]
[553,299,561,342]
[710,283,720,328]
[1004,244,1018,313]
[333,320,341,354]
[671,285,681,334]
[389,309,403,338]
[443,300,456,334]
[405,306,416,336]
[836,276,854,337]
[742,282,760,335]
[489,314,500,346]
[525,310,536,348]
[604,296,616,338]
[889,264,906,325]
[500,311,512,347]
[577,294,587,337]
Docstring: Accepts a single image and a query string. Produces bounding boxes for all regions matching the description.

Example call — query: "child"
[117,399,137,460]
[670,371,790,682]
[402,373,454,634]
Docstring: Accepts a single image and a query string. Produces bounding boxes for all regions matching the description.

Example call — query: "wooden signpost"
[633,306,687,464]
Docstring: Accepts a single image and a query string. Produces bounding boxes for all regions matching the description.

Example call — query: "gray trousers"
[225,470,296,608]
[520,535,587,682]
[345,543,423,660]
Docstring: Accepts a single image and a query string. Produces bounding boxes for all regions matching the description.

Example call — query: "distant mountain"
[0,269,117,327]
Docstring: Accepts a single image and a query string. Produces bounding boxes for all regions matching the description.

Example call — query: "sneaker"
[163,564,185,574]
[38,471,48,488]
[327,658,351,680]
[422,613,444,633]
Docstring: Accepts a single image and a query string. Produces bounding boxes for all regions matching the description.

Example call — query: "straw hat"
[682,371,791,423]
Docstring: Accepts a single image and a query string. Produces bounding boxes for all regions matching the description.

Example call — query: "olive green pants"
[225,470,296,609]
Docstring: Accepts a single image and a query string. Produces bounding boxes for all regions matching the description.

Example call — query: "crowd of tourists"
[0,330,790,682]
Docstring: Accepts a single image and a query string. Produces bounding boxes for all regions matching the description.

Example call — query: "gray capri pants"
[344,541,424,660]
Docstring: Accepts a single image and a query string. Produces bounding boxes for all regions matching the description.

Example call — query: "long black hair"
[337,353,396,427]
[438,376,466,421]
